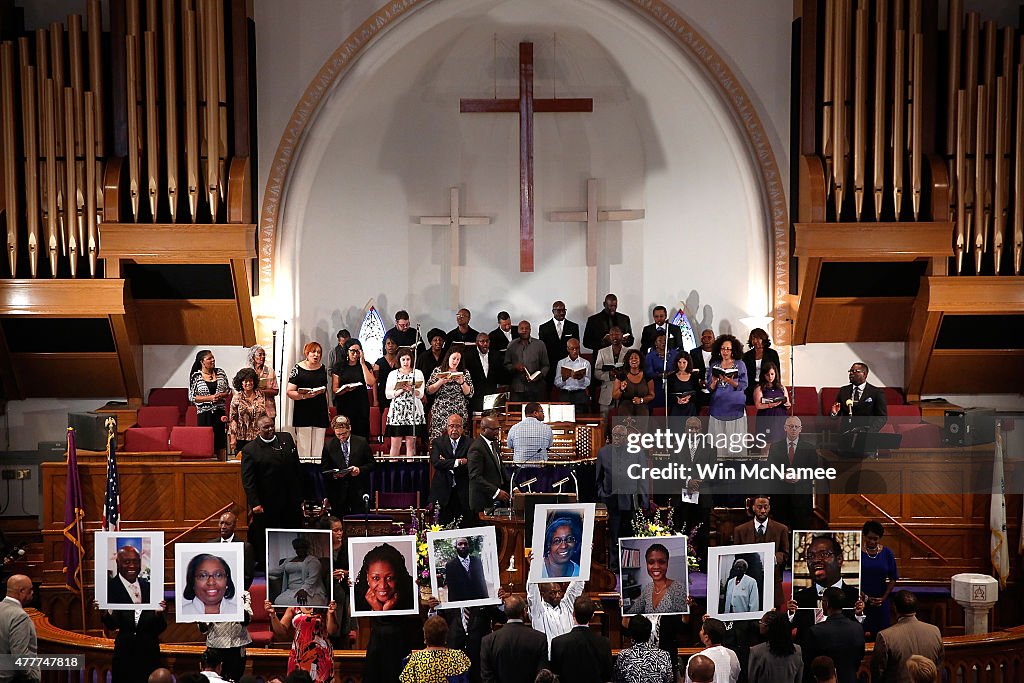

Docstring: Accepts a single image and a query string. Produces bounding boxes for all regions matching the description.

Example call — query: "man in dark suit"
[480,595,548,683]
[733,495,790,609]
[489,311,515,355]
[596,425,648,571]
[444,537,489,602]
[430,414,472,524]
[241,416,306,563]
[803,587,866,683]
[766,416,818,532]
[468,416,511,515]
[538,300,580,384]
[98,598,168,683]
[689,328,715,409]
[107,544,151,605]
[787,535,865,638]
[439,593,508,683]
[583,293,633,351]
[639,305,684,353]
[829,363,888,433]
[673,417,717,559]
[321,414,376,517]
[550,596,613,683]
[467,333,506,413]
[212,511,255,589]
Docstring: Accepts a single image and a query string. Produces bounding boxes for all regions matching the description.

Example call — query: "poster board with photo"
[266,529,333,608]
[527,503,596,584]
[94,531,164,611]
[707,543,775,621]
[790,530,862,609]
[427,526,502,608]
[348,535,419,617]
[174,542,246,623]
[618,536,690,616]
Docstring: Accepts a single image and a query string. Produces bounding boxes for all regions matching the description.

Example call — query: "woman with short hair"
[228,367,268,456]
[398,615,471,683]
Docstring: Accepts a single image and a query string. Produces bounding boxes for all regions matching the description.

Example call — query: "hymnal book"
[322,466,355,476]
[673,390,697,398]
[711,366,739,379]
[395,345,417,353]
[334,382,363,394]
[448,341,478,348]
[560,366,587,380]
[545,404,576,423]
[600,363,623,372]
[526,370,543,381]
[760,396,785,406]
[394,379,424,390]
[298,386,326,394]
[434,371,463,380]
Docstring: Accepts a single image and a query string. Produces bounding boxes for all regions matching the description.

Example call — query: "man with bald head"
[430,413,473,524]
[480,594,549,683]
[212,511,254,589]
[686,654,717,683]
[146,669,174,683]
[0,574,38,682]
[504,320,549,402]
[107,544,150,605]
[539,301,580,384]
[241,415,305,563]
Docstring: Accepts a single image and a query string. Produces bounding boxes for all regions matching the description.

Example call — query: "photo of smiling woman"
[174,542,245,623]
[619,537,689,616]
[348,536,418,617]
[527,503,597,583]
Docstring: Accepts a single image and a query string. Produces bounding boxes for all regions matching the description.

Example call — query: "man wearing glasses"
[788,535,865,632]
[321,414,376,516]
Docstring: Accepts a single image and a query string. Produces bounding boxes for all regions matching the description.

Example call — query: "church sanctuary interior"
[1,0,1024,681]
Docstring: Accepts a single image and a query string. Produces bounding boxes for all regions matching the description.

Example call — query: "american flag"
[103,418,120,531]
[62,427,85,593]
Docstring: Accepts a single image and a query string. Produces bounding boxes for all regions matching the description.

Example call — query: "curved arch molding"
[257,0,791,345]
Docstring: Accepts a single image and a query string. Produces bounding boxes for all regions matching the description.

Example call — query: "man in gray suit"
[871,591,943,683]
[0,574,38,682]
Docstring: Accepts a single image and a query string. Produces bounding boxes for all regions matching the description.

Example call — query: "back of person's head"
[423,614,449,647]
[285,671,314,683]
[572,595,596,625]
[200,648,224,671]
[687,654,716,683]
[237,677,260,683]
[893,590,918,615]
[810,656,837,682]
[534,670,560,683]
[906,655,939,683]
[505,594,526,620]
[626,615,653,644]
[701,618,726,645]
[821,586,845,613]
[147,669,174,683]
[762,611,796,656]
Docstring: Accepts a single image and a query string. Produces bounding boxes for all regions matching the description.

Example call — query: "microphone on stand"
[517,477,538,493]
[845,399,855,416]
[553,476,571,494]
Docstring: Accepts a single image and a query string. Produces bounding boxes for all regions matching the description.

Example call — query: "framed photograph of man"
[94,531,164,611]
[348,535,419,617]
[790,530,862,610]
[427,526,502,608]
[174,542,246,623]
[619,536,689,616]
[707,543,775,621]
[527,503,596,584]
[266,529,333,608]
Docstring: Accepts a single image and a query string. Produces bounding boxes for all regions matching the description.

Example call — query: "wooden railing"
[31,609,1024,683]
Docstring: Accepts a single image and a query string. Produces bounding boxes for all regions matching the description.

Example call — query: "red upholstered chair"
[124,426,171,452]
[184,405,198,426]
[136,405,181,428]
[368,407,387,454]
[819,387,841,416]
[884,404,922,430]
[169,426,215,459]
[147,388,190,422]
[893,422,942,448]
[246,582,273,646]
[883,387,906,406]
[790,386,820,416]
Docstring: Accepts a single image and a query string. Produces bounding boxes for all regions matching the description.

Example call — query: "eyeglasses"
[335,424,351,430]
[196,572,226,581]
[550,535,577,547]
[806,550,836,562]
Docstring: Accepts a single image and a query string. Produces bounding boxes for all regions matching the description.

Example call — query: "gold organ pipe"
[911,32,923,220]
[215,0,227,202]
[163,0,179,222]
[49,24,65,154]
[833,0,849,217]
[43,81,58,277]
[955,90,968,272]
[146,0,159,32]
[87,0,104,157]
[963,15,979,151]
[35,29,48,238]
[992,77,1006,273]
[980,21,995,254]
[945,0,961,157]
[68,14,85,252]
[205,0,220,217]
[974,84,987,273]
[1014,63,1023,274]
[872,0,886,220]
[144,31,159,219]
[184,6,199,222]
[63,87,78,277]
[893,28,905,216]
[85,91,97,276]
[126,35,140,221]
[853,3,867,220]
[1,42,18,276]
[822,0,835,194]
[20,53,39,278]
[905,0,920,151]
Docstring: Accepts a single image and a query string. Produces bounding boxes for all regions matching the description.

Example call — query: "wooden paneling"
[132,299,251,345]
[923,276,1024,312]
[99,223,256,261]
[805,297,917,341]
[0,279,127,315]
[923,350,1024,393]
[794,222,953,259]
[10,353,125,397]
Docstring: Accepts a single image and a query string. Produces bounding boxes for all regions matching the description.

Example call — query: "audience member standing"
[227,367,268,457]
[399,616,472,683]
[489,311,515,355]
[860,520,899,639]
[685,619,739,683]
[467,333,503,413]
[189,349,232,458]
[553,339,591,414]
[447,308,480,346]
[593,328,627,416]
[706,335,747,458]
[426,349,474,442]
[583,293,634,351]
[596,425,647,571]
[429,414,472,525]
[764,417,817,531]
[870,592,942,683]
[614,615,673,683]
[385,348,426,458]
[287,341,331,469]
[321,414,376,517]
[539,301,580,385]
[374,336,400,410]
[549,597,613,683]
[747,611,803,683]
[480,596,549,683]
[331,339,375,439]
[95,598,168,683]
[0,575,38,683]
[241,417,306,563]
[685,655,717,683]
[248,344,279,422]
[639,306,683,354]
[741,328,781,405]
[505,321,549,403]
[732,496,789,608]
[803,587,866,683]
[212,511,254,590]
[526,574,585,656]
[467,416,510,516]
[386,311,424,354]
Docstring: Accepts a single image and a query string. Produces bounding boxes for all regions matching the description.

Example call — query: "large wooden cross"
[417,187,491,307]
[549,178,645,311]
[461,42,593,272]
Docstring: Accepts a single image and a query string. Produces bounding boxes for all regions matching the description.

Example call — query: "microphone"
[552,477,571,488]
[518,477,538,489]
[362,493,370,511]
[845,398,854,416]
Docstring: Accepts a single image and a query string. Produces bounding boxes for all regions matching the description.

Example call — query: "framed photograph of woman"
[266,528,332,608]
[173,542,245,622]
[527,503,596,584]
[427,526,502,608]
[94,531,164,611]
[707,543,775,621]
[618,536,689,616]
[791,530,862,610]
[348,535,418,617]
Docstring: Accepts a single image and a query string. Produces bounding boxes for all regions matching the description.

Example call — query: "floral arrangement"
[405,503,461,587]
[630,507,702,572]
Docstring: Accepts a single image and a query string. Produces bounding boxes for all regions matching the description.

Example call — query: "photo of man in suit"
[468,416,511,515]
[791,535,862,610]
[321,414,376,517]
[732,496,789,609]
[443,537,489,602]
[829,363,888,433]
[107,543,150,606]
[639,305,684,353]
[765,416,818,532]
[430,414,472,525]
[538,300,580,384]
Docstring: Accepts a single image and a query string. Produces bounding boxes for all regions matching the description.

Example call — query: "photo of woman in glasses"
[541,512,583,579]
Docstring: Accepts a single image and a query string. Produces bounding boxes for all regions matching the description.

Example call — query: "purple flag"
[62,427,85,593]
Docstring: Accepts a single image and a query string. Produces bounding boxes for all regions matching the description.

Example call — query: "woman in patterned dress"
[188,349,232,458]
[425,349,474,442]
[266,599,339,683]
[227,367,268,457]
[399,615,471,683]
[385,348,426,457]
[248,344,278,421]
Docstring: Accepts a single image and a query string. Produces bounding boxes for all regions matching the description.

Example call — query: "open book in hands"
[434,371,463,381]
[711,366,739,379]
[394,379,424,390]
[760,395,785,406]
[525,369,543,381]
[334,382,363,394]
[298,386,327,395]
[560,367,587,380]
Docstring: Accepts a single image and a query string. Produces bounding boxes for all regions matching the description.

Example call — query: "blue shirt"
[506,416,553,463]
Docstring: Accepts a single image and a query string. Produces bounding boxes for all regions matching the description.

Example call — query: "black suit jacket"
[466,349,507,411]
[792,582,863,638]
[688,347,713,407]
[550,626,614,683]
[443,605,508,683]
[100,608,167,682]
[429,435,471,507]
[106,575,152,605]
[766,439,818,496]
[538,318,581,381]
[583,311,632,351]
[321,435,376,515]
[639,322,684,354]
[489,327,514,355]
[240,433,306,529]
[480,621,549,683]
[742,347,782,403]
[832,383,888,433]
[804,613,867,683]
[444,555,489,602]
[676,440,718,507]
[468,436,508,513]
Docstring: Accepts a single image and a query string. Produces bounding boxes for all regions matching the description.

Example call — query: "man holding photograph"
[788,535,865,633]
[732,496,789,608]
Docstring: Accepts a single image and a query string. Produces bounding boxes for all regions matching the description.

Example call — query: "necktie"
[657,327,665,334]
[452,439,458,453]
[788,442,795,466]
[342,440,350,466]
[491,440,501,466]
[462,607,471,632]
[755,525,766,541]
[556,321,563,338]
[854,386,861,402]
[129,583,141,604]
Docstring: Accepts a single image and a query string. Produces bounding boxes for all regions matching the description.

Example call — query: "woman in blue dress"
[860,520,899,639]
